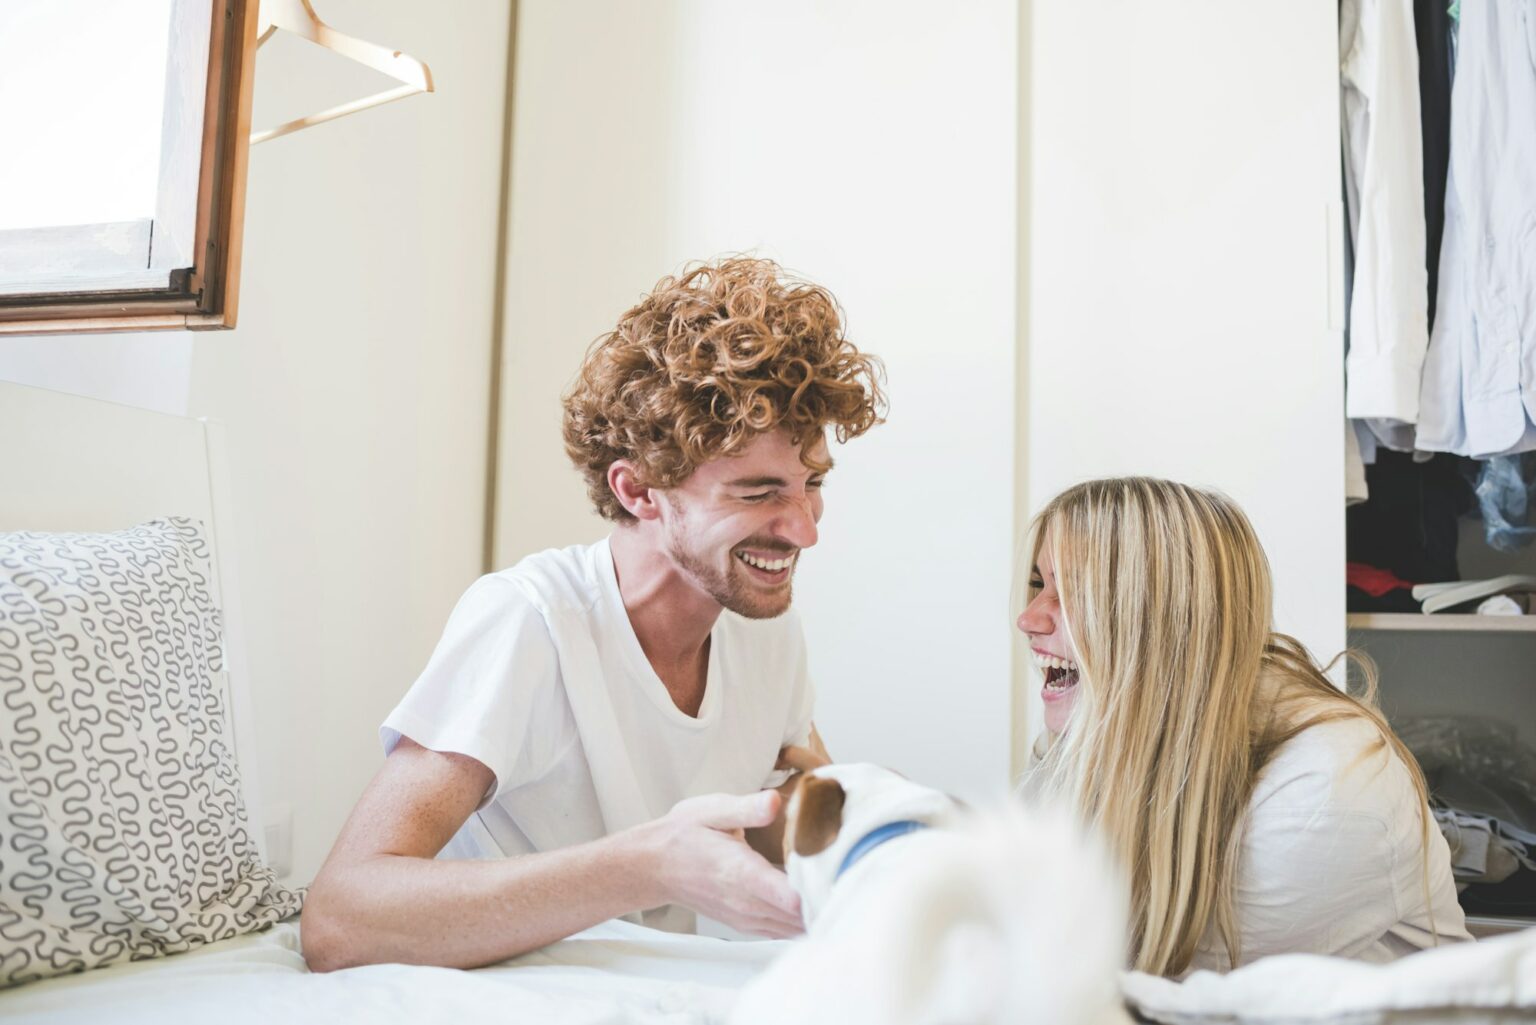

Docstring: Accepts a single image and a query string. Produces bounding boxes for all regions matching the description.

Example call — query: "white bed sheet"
[11,916,1536,1025]
[0,918,787,1025]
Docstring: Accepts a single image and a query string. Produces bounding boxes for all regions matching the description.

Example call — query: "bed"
[3,380,1536,1025]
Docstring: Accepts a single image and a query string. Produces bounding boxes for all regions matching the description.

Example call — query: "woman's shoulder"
[1250,715,1419,823]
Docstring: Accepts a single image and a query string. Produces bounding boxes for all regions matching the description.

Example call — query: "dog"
[729,763,1131,1025]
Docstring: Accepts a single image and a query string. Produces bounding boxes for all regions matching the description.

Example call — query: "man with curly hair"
[302,257,885,970]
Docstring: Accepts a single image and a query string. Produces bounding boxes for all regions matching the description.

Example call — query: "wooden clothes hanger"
[252,0,434,145]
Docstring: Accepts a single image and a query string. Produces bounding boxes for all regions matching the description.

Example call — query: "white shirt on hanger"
[380,537,816,933]
[1415,0,1536,458]
[1340,0,1430,428]
[1346,419,1371,505]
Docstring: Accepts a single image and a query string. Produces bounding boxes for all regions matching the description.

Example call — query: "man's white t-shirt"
[380,537,815,932]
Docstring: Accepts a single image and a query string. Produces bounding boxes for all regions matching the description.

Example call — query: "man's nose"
[777,496,819,550]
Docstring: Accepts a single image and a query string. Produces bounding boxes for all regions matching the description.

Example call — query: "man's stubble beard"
[664,519,793,621]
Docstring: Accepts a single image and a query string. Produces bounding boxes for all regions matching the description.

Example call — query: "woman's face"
[1017,532,1081,734]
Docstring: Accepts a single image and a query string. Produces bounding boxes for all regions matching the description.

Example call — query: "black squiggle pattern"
[0,519,304,989]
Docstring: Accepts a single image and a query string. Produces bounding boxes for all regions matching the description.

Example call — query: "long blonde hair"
[1023,478,1432,977]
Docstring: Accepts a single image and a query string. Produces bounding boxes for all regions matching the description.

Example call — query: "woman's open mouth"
[1044,665,1079,692]
[1034,652,1080,697]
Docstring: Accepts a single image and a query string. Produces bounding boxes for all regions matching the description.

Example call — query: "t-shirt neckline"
[597,536,723,728]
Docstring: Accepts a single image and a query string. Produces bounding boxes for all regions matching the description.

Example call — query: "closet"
[1340,0,1536,940]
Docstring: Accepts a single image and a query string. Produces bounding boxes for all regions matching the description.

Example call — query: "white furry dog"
[729,763,1130,1025]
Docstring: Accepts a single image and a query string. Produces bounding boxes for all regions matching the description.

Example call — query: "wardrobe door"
[1023,0,1344,662]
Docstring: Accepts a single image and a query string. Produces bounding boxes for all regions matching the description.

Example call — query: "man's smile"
[735,547,798,583]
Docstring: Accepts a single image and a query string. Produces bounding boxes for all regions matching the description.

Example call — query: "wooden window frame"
[0,0,258,335]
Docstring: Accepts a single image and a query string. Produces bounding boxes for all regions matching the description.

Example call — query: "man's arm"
[300,737,803,972]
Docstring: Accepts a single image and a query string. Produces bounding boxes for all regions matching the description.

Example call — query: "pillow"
[0,518,303,989]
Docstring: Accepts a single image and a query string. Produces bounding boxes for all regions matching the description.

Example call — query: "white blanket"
[0,918,785,1025]
[1124,927,1536,1024]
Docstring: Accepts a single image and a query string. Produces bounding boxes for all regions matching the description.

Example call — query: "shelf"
[1348,613,1536,634]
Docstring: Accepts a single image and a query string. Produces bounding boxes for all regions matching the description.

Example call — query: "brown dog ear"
[791,775,846,858]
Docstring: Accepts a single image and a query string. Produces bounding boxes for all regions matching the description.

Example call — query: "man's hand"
[633,791,804,938]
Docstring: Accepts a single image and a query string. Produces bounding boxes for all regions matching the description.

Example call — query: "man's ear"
[790,774,846,858]
[607,460,661,521]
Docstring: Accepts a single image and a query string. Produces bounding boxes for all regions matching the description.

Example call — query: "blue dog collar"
[836,820,929,880]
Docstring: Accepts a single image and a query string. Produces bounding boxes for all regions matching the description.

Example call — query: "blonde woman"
[1018,478,1471,978]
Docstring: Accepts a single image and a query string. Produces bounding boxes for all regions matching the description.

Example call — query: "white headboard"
[0,380,267,858]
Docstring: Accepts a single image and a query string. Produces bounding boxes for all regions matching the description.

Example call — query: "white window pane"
[0,0,174,231]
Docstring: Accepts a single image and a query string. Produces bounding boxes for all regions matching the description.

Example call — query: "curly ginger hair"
[563,257,886,522]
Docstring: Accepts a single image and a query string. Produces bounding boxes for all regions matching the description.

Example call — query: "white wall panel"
[499,0,1019,802]
[1023,0,1345,752]
[186,0,512,882]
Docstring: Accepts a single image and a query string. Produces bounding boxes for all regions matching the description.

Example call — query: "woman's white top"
[1188,717,1473,974]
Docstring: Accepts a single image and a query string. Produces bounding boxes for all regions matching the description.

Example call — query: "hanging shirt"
[1415,0,1536,458]
[1346,419,1371,505]
[1413,0,1456,329]
[380,537,816,933]
[1340,0,1431,427]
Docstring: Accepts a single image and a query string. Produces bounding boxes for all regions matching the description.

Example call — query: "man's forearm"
[301,829,659,972]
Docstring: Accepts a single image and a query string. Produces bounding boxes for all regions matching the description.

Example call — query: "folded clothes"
[1348,563,1420,597]
[1434,805,1527,886]
[1413,573,1536,614]
[1398,717,1536,848]
[1346,563,1422,612]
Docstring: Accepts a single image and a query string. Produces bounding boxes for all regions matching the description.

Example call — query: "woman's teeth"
[1032,652,1078,673]
[1044,668,1079,690]
[736,551,794,572]
[1032,652,1080,690]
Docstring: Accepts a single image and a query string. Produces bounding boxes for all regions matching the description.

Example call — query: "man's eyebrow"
[724,465,832,489]
[725,476,790,488]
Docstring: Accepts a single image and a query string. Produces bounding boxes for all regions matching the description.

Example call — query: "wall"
[0,334,192,415]
[1022,0,1347,747]
[188,0,512,882]
[496,0,1020,802]
[0,0,514,884]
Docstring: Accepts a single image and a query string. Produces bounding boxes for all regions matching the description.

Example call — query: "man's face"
[657,429,828,619]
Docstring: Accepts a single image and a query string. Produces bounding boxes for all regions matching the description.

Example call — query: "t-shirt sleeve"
[380,574,564,810]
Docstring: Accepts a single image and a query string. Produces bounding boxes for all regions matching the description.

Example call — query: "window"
[0,0,257,334]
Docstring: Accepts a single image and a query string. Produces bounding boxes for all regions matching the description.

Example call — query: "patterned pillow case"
[0,518,303,989]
